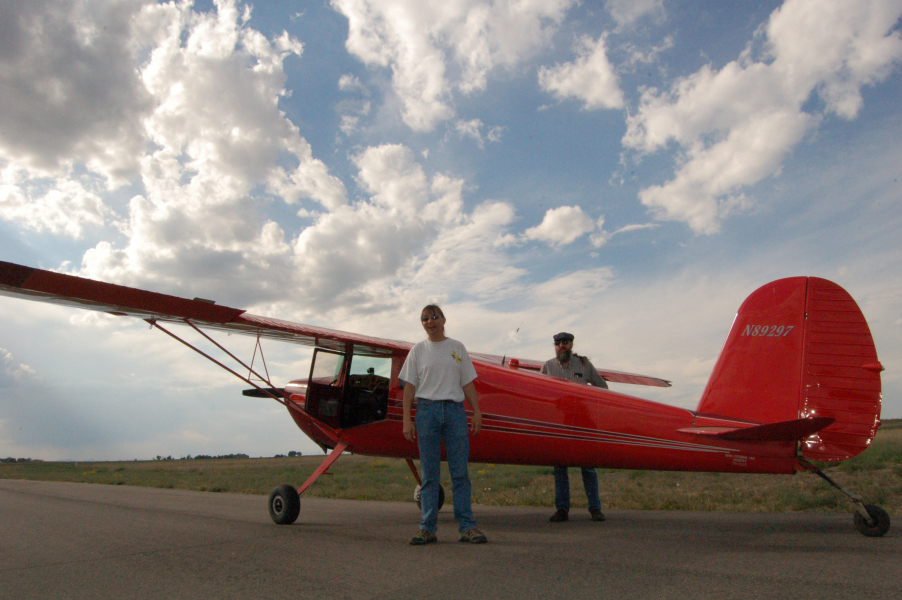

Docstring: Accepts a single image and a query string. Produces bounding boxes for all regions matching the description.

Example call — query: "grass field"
[3,420,900,515]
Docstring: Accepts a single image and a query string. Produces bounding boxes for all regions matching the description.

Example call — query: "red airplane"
[0,260,888,536]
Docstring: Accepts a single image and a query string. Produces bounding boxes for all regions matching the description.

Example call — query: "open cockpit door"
[344,353,392,427]
[305,349,347,429]
[304,348,393,430]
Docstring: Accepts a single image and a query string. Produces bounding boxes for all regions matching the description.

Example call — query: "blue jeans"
[415,399,476,533]
[554,466,601,512]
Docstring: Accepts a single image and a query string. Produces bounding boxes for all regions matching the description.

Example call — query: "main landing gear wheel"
[853,504,890,538]
[269,483,301,525]
[413,484,445,511]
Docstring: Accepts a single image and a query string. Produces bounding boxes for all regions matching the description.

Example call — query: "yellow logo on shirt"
[452,351,462,364]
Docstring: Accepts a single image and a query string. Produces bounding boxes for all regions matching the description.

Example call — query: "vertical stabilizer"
[696,277,882,461]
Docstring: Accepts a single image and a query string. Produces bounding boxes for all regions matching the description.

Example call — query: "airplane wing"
[0,261,410,357]
[1,260,672,385]
[469,352,672,387]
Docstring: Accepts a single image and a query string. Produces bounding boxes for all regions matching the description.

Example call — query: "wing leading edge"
[0,260,410,357]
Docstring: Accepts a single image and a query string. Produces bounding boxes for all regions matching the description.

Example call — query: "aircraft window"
[349,355,391,378]
[311,351,345,385]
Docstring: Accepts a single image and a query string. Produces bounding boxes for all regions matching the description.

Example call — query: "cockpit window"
[310,350,345,385]
[349,355,391,378]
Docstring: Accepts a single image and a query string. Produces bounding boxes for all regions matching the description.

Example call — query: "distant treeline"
[156,451,304,461]
[4,453,305,464]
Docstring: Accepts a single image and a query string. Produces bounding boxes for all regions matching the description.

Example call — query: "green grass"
[4,419,900,514]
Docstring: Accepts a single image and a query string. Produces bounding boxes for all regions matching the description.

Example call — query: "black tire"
[853,504,890,537]
[414,484,445,511]
[269,484,300,525]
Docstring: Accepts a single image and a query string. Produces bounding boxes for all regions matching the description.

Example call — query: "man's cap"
[553,332,574,343]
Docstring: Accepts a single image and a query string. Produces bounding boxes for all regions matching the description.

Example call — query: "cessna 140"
[0,260,888,537]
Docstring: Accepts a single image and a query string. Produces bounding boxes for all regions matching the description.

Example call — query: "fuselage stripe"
[383,412,733,453]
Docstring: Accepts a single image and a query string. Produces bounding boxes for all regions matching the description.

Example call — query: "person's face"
[421,310,445,338]
[555,339,573,361]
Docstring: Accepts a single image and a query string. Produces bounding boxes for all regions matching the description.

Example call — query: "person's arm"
[584,358,608,389]
[402,382,417,442]
[463,381,481,435]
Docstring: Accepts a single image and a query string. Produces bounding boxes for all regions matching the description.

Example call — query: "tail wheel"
[853,504,890,537]
[269,484,301,525]
[413,484,445,511]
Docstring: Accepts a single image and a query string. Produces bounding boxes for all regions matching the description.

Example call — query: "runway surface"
[1,479,899,600]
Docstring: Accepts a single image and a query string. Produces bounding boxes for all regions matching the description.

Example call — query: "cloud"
[0,0,154,184]
[332,0,576,130]
[538,34,625,110]
[623,0,902,234]
[612,222,659,235]
[522,205,598,247]
[5,1,346,306]
[290,144,525,313]
[605,0,665,28]
[0,165,112,238]
[0,0,593,324]
[619,35,674,72]
[0,348,37,388]
[454,118,504,147]
[0,0,345,295]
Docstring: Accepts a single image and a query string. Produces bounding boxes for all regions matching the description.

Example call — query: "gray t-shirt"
[400,338,477,402]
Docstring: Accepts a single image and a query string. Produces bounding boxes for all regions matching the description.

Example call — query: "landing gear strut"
[268,441,349,525]
[798,457,891,537]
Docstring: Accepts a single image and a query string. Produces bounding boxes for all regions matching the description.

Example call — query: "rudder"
[696,277,882,461]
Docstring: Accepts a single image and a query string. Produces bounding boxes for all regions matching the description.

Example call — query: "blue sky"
[1,0,901,460]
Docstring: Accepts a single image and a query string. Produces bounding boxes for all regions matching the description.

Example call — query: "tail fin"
[696,277,883,461]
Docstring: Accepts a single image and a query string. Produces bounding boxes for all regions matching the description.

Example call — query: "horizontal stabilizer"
[242,387,285,398]
[680,416,835,441]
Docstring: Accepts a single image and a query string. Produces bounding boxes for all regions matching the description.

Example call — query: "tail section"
[696,277,882,461]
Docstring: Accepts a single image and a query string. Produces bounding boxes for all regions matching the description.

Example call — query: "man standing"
[540,332,607,523]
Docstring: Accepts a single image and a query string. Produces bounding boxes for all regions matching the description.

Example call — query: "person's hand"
[403,418,417,442]
[470,409,482,435]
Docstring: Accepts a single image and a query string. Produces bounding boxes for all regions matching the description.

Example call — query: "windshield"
[349,355,391,378]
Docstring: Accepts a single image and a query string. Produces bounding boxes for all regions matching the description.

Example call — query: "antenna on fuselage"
[501,322,523,366]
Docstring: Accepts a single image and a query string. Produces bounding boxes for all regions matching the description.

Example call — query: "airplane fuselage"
[286,359,799,475]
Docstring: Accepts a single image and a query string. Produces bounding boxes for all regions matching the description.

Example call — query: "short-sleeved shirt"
[399,338,477,402]
[541,354,608,388]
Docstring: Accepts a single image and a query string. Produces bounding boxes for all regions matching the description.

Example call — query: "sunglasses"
[421,314,443,322]
[554,340,573,345]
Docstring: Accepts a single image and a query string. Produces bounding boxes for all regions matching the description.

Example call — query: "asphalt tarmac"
[1,479,899,600]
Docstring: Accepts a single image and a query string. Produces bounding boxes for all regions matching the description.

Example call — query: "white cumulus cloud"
[623,0,902,234]
[538,34,624,110]
[332,0,576,131]
[523,205,598,247]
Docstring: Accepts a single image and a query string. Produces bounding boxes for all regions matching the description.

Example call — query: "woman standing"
[400,304,487,545]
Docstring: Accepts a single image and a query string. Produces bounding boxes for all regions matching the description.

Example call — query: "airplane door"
[306,349,346,429]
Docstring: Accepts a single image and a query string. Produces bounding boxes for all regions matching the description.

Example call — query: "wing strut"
[248,334,271,386]
[149,318,291,408]
[297,442,349,495]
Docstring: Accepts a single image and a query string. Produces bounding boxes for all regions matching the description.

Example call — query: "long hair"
[421,304,445,319]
